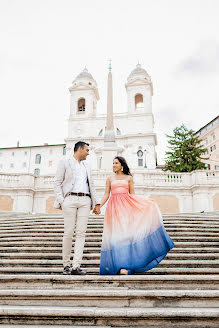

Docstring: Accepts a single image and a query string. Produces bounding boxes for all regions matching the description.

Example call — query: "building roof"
[75,67,94,81]
[194,115,219,135]
[0,143,66,150]
[128,63,150,79]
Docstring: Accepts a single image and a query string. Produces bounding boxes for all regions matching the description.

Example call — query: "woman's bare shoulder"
[128,175,134,182]
[107,176,114,183]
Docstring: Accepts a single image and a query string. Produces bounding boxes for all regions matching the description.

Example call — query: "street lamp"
[144,149,147,168]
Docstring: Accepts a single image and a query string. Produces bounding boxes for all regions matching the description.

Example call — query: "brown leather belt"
[65,192,91,198]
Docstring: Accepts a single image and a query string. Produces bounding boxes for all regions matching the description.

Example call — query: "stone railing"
[0,173,34,189]
[0,170,219,192]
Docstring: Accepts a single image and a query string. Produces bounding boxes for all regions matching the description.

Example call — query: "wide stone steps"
[1,258,219,267]
[1,267,219,276]
[0,289,219,307]
[0,305,219,327]
[0,213,219,327]
[2,231,219,237]
[1,274,219,290]
[0,241,218,248]
[2,252,219,260]
[1,246,219,253]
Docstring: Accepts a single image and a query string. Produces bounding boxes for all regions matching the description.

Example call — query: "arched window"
[98,129,103,136]
[78,98,86,112]
[34,168,40,176]
[137,149,143,167]
[63,146,66,155]
[135,93,144,110]
[116,128,121,136]
[35,154,41,164]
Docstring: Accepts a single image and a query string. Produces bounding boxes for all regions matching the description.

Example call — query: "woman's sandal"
[119,269,129,275]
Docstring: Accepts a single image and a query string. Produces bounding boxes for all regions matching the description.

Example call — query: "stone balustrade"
[0,170,218,214]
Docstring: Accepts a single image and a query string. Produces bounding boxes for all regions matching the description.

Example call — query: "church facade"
[65,64,157,171]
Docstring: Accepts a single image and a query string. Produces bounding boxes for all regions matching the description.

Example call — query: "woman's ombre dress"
[100,180,174,275]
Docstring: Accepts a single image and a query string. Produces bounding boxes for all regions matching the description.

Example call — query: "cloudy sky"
[0,0,218,163]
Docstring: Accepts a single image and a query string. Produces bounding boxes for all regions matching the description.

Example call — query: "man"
[54,141,101,275]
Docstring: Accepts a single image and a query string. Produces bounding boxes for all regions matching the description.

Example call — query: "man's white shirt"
[71,157,90,194]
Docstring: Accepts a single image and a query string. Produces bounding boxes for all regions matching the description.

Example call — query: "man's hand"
[93,204,101,215]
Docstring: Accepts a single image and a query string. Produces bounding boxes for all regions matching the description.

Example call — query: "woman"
[97,156,174,275]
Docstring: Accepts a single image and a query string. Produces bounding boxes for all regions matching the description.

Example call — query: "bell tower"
[69,67,99,118]
[125,63,153,114]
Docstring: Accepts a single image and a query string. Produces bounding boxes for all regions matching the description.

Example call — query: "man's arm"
[54,160,65,205]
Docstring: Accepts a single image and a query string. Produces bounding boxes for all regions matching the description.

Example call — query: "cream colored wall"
[198,120,219,170]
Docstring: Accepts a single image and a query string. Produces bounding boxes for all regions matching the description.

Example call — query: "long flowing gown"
[100,180,174,275]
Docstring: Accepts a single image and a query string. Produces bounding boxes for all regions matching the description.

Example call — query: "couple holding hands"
[54,141,174,275]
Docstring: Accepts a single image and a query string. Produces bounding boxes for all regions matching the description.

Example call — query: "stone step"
[1,222,219,229]
[0,241,218,248]
[1,236,219,243]
[2,227,218,235]
[1,231,218,237]
[0,305,219,327]
[1,252,219,261]
[0,289,218,308]
[0,217,219,224]
[1,246,219,253]
[0,267,219,276]
[0,259,219,268]
[1,274,218,290]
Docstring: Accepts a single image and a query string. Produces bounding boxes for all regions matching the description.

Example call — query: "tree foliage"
[163,124,208,172]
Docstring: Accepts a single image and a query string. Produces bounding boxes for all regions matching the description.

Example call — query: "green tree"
[163,124,208,172]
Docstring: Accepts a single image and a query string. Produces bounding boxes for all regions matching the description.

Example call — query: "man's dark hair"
[74,141,89,152]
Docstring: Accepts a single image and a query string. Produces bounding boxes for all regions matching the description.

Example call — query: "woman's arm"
[99,177,111,208]
[129,176,135,194]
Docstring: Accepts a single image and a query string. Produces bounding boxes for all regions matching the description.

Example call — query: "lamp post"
[144,149,147,168]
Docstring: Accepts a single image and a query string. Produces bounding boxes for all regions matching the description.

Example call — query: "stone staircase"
[0,212,219,327]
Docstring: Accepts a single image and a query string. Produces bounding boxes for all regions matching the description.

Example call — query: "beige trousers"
[61,195,91,268]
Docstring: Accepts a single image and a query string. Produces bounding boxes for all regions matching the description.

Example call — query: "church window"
[10,163,14,168]
[215,165,219,170]
[63,146,66,155]
[135,94,144,110]
[78,98,86,112]
[35,154,41,164]
[210,144,216,152]
[24,151,27,156]
[12,152,15,156]
[116,128,121,136]
[137,149,143,167]
[98,129,103,136]
[34,168,40,176]
[23,162,27,168]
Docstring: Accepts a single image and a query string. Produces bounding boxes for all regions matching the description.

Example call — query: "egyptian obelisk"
[101,61,123,169]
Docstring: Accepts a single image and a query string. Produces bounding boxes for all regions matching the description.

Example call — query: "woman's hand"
[93,205,101,215]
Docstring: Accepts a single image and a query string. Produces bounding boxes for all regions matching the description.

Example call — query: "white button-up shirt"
[71,157,90,194]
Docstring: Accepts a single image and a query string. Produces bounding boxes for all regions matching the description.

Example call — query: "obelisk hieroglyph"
[101,61,123,169]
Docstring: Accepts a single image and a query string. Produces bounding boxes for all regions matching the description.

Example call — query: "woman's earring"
[121,167,123,172]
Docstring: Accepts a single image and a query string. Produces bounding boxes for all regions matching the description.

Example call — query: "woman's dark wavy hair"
[114,156,132,176]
